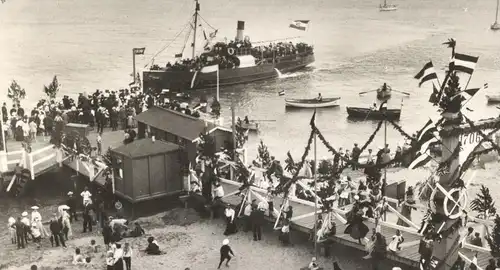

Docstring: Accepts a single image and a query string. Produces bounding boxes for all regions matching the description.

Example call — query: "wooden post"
[231,98,237,162]
[432,112,462,270]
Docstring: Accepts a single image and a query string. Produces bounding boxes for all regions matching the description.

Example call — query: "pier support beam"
[432,113,462,270]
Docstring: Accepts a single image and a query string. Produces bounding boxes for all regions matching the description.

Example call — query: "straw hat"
[67,191,73,195]
[21,212,28,217]
[222,239,229,245]
[31,206,39,210]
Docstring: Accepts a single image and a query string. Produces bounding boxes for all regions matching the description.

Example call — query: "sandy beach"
[0,207,410,270]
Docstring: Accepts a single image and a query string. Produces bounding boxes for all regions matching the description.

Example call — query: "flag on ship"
[451,53,479,74]
[175,53,182,58]
[484,83,489,89]
[133,47,146,55]
[278,90,285,96]
[414,61,438,87]
[289,20,310,31]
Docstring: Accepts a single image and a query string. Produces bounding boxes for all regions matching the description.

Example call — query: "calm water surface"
[1,0,500,160]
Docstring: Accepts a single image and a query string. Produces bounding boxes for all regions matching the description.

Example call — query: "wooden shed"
[110,138,183,203]
[135,106,233,166]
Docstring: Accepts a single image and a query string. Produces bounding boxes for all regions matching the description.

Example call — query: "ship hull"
[143,53,315,92]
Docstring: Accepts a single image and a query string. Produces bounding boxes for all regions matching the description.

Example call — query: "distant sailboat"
[492,0,500,30]
[380,0,397,11]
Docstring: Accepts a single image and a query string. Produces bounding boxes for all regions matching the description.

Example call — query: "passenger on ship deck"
[244,116,249,124]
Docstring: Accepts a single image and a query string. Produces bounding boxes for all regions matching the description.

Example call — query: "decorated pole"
[313,110,318,258]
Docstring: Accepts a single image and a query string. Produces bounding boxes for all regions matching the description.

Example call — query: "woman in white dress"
[31,206,49,238]
[387,229,404,252]
[58,205,73,240]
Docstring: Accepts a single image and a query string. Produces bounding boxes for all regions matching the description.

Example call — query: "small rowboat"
[346,107,401,120]
[285,97,340,108]
[486,95,500,104]
[234,122,259,131]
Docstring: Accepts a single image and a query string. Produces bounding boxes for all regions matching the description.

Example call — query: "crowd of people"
[13,185,165,269]
[150,38,314,73]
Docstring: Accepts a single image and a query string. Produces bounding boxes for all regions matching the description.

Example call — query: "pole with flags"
[132,47,146,85]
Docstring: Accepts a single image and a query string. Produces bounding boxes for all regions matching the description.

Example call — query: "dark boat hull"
[346,107,401,120]
[143,53,315,92]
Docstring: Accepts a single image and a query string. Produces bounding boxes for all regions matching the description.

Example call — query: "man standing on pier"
[352,143,361,170]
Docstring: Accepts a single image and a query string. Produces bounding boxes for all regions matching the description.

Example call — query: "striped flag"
[416,119,438,142]
[484,83,489,89]
[408,137,440,169]
[452,53,479,74]
[429,83,440,104]
[415,61,438,87]
[278,90,285,96]
[289,20,310,31]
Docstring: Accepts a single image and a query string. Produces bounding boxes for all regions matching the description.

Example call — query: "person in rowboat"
[316,93,323,101]
[371,103,377,110]
[244,116,250,124]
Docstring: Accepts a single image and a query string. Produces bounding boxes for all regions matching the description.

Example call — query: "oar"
[392,89,410,96]
[359,89,378,95]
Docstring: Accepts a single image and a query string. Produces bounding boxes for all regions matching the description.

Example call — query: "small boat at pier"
[346,107,401,120]
[492,0,500,30]
[379,0,397,11]
[486,95,500,104]
[285,97,340,108]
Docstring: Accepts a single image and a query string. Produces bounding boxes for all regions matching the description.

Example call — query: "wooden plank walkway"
[219,179,493,269]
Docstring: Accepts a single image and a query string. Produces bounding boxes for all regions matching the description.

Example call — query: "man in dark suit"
[49,213,66,247]
[250,207,264,241]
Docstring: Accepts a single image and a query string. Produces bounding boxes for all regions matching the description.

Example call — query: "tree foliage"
[487,215,500,257]
[234,118,248,149]
[7,80,26,104]
[43,75,60,100]
[439,72,464,114]
[257,140,272,168]
[197,132,216,159]
[470,185,496,219]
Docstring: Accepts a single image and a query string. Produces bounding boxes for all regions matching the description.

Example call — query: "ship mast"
[496,0,499,24]
[192,0,200,59]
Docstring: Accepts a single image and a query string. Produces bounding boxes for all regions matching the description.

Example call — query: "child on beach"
[388,230,404,252]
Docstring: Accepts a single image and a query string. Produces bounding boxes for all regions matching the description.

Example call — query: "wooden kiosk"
[110,137,184,218]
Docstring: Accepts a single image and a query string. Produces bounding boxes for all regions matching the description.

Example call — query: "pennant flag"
[289,20,310,31]
[310,110,316,127]
[484,83,489,89]
[414,61,438,87]
[278,90,285,96]
[450,87,481,100]
[133,47,146,55]
[209,30,218,39]
[464,88,480,97]
[452,53,479,74]
[174,53,183,58]
[429,83,440,104]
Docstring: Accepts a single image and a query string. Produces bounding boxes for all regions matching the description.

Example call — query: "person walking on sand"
[218,239,235,269]
[97,132,102,156]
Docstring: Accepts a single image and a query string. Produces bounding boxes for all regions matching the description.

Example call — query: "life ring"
[227,48,235,55]
[429,185,468,220]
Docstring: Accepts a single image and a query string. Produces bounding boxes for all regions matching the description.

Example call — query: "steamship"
[142,0,315,92]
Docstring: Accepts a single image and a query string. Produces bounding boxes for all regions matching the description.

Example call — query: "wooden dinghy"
[486,95,500,104]
[346,107,401,120]
[285,97,340,108]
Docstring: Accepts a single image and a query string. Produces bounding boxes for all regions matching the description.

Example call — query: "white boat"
[233,122,259,131]
[285,97,340,108]
[379,0,397,11]
[486,95,500,104]
[492,0,500,30]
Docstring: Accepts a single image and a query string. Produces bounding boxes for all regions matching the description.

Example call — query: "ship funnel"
[235,21,245,42]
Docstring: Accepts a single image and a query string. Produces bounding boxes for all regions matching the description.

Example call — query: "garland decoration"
[435,142,461,176]
[358,120,384,154]
[440,117,500,137]
[274,128,315,195]
[463,115,500,153]
[386,118,417,142]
